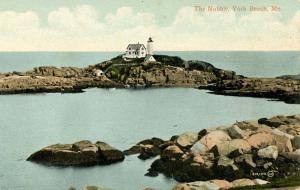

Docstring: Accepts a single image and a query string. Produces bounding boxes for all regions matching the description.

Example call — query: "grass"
[231,171,300,189]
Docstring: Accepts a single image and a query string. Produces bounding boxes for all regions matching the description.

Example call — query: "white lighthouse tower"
[147,37,154,55]
[144,37,156,63]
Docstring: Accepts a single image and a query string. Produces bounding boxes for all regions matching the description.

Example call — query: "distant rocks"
[210,78,300,104]
[27,140,124,166]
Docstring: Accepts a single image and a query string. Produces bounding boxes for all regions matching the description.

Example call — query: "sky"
[0,0,299,51]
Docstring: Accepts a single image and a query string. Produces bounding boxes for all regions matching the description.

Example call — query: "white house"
[124,37,156,63]
[125,43,147,58]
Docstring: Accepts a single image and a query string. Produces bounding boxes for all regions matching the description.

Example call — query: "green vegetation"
[153,54,184,67]
[231,171,300,189]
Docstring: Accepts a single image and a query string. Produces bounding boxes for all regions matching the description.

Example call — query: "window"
[142,52,144,54]
[129,48,131,50]
[129,52,131,55]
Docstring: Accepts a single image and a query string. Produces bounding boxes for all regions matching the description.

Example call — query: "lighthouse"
[147,37,154,55]
[144,37,156,63]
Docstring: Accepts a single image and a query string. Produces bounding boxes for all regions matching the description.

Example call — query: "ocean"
[0,51,299,190]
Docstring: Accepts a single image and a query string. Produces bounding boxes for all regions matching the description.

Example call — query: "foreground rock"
[128,115,300,183]
[27,140,124,166]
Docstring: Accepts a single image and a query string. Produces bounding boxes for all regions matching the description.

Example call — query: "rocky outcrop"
[209,78,300,104]
[123,137,166,160]
[27,140,124,166]
[138,115,300,183]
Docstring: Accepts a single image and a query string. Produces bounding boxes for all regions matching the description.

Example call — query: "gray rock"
[211,139,251,157]
[227,125,247,139]
[257,145,279,160]
[190,141,207,155]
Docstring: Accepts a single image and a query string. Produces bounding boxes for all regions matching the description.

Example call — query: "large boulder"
[27,140,124,166]
[176,132,198,148]
[273,134,293,153]
[247,132,293,153]
[200,130,231,150]
[257,145,278,160]
[272,128,294,139]
[211,139,251,157]
[246,133,274,149]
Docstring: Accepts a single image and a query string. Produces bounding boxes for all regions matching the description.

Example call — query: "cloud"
[0,5,299,51]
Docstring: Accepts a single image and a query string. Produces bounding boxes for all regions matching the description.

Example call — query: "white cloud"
[0,5,299,51]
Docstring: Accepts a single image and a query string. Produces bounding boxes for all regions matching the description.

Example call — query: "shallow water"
[0,88,299,190]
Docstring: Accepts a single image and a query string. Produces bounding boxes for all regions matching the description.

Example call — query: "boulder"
[190,141,208,155]
[246,133,274,149]
[232,178,255,187]
[211,139,251,157]
[171,181,219,190]
[227,125,247,139]
[176,132,198,148]
[272,129,294,140]
[200,130,231,150]
[257,145,278,160]
[27,140,124,166]
[273,134,293,153]
[292,135,300,149]
[161,145,184,160]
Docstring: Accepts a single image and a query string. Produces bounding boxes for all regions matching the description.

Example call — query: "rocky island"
[0,54,299,104]
[27,140,124,166]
